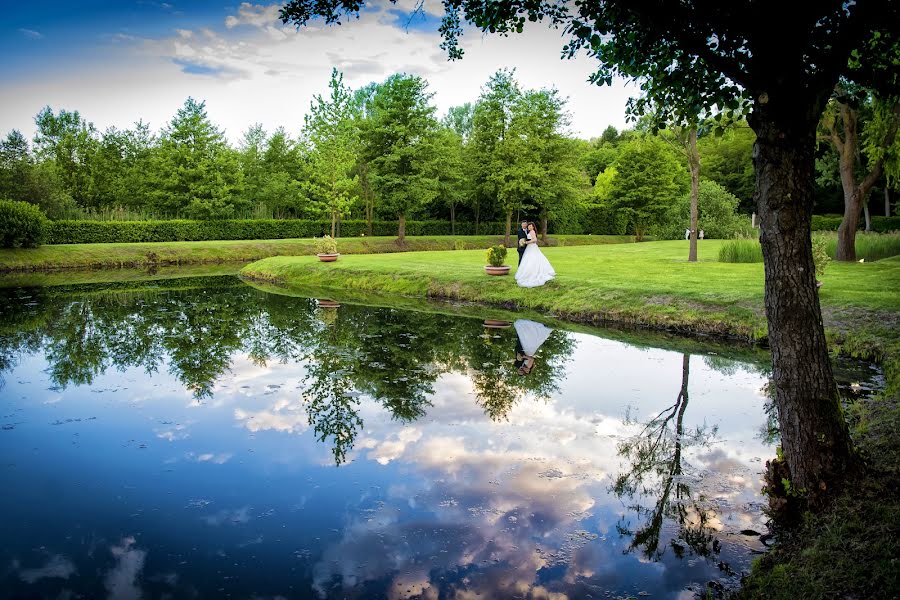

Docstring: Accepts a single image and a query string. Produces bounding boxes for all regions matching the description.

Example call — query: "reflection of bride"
[513,319,553,375]
[515,223,556,288]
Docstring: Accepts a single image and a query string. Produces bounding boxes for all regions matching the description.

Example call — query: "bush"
[45,219,511,245]
[662,180,749,239]
[313,235,337,254]
[811,215,900,232]
[0,199,49,248]
[811,234,830,277]
[718,238,763,263]
[485,245,508,267]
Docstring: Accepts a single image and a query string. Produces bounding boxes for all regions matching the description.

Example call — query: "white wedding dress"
[514,319,553,356]
[515,231,556,288]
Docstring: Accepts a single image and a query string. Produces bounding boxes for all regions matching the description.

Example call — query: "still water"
[0,275,878,599]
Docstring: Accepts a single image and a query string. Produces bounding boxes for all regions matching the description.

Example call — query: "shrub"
[811,234,830,277]
[485,245,508,267]
[718,238,763,263]
[811,215,900,232]
[314,235,338,254]
[45,219,511,244]
[662,180,748,239]
[0,199,49,248]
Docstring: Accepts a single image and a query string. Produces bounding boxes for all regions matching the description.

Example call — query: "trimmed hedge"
[0,199,49,248]
[46,219,511,245]
[812,214,900,232]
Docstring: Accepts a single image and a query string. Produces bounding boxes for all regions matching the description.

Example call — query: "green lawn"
[242,240,900,352]
[0,234,632,272]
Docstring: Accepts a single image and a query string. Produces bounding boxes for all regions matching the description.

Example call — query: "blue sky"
[1,1,635,142]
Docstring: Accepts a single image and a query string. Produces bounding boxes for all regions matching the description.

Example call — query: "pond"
[0,275,881,599]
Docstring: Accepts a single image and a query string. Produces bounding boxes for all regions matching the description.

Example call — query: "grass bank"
[0,234,632,273]
[241,240,899,353]
[242,239,900,599]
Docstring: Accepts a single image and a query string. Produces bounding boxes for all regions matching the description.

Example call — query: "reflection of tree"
[612,354,720,561]
[0,278,577,459]
[301,306,362,465]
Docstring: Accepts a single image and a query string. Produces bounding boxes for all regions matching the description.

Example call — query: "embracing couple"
[515,220,556,288]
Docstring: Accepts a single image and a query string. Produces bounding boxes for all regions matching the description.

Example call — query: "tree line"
[0,68,772,243]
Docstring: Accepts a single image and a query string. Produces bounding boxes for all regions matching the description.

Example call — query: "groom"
[516,220,529,265]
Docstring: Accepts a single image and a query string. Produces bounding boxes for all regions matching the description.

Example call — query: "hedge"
[811,214,900,232]
[0,199,49,248]
[45,219,511,244]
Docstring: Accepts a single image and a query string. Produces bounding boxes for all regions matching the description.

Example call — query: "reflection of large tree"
[0,279,577,458]
[612,354,720,561]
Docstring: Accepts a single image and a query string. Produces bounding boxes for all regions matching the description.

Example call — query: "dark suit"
[517,227,529,264]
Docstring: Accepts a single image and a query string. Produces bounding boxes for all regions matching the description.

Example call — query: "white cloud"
[18,555,76,583]
[105,537,146,600]
[1,2,634,143]
[225,3,282,29]
[19,28,44,40]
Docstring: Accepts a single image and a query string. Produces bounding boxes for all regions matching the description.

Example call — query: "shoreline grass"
[240,240,899,354]
[0,234,634,273]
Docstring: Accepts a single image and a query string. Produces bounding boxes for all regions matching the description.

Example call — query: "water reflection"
[0,275,873,599]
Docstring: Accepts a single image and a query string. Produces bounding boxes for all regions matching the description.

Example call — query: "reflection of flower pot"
[484,265,510,276]
[317,299,341,308]
[483,319,511,328]
[317,253,340,262]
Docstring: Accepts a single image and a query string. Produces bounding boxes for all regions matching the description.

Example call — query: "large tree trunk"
[687,127,700,262]
[749,106,858,501]
[397,213,406,244]
[863,202,871,232]
[503,211,512,247]
[831,99,899,260]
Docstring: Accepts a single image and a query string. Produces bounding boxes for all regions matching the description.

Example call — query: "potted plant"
[484,245,510,275]
[314,235,339,262]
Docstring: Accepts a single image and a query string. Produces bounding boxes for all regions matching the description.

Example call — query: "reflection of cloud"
[235,397,309,434]
[203,506,253,526]
[155,422,190,441]
[19,28,44,40]
[105,537,146,600]
[185,451,233,464]
[364,427,422,465]
[18,554,76,583]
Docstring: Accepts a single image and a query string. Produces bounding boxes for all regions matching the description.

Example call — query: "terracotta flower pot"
[317,299,341,308]
[484,265,511,276]
[317,253,340,262]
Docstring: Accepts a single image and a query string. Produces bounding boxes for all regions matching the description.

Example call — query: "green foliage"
[362,74,439,236]
[485,244,507,266]
[150,98,245,219]
[314,235,338,254]
[304,69,359,235]
[663,180,751,239]
[718,239,763,263]
[44,219,512,244]
[812,214,900,232]
[697,125,756,213]
[604,136,689,240]
[811,234,831,277]
[0,199,48,248]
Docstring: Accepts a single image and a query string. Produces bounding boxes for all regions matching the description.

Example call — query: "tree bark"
[504,211,512,247]
[540,210,548,243]
[398,213,406,244]
[832,99,900,260]
[331,210,337,238]
[749,105,858,500]
[450,202,456,236]
[687,127,700,262]
[886,188,892,217]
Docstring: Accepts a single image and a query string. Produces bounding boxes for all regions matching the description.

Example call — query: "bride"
[515,222,556,288]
